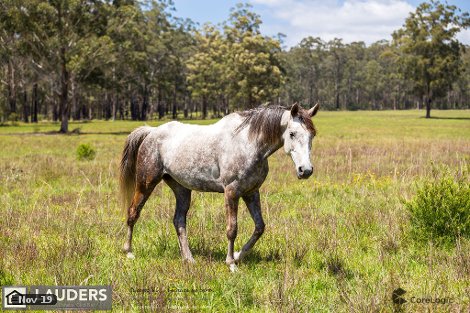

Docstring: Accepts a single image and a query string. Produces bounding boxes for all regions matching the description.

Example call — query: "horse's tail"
[119,126,153,209]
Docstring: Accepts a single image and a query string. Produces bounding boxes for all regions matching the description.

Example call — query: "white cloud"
[253,0,415,46]
[457,29,470,45]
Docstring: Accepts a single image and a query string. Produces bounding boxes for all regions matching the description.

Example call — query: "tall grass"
[1,110,469,312]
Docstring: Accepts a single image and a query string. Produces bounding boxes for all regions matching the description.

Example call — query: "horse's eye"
[289,132,295,139]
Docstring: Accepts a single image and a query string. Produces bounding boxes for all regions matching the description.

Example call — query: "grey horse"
[120,103,319,271]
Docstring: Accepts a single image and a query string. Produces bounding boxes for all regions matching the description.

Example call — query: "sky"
[172,0,470,47]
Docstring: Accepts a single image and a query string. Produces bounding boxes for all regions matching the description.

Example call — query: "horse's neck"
[258,114,289,159]
[228,110,287,160]
[259,141,283,160]
[263,111,290,158]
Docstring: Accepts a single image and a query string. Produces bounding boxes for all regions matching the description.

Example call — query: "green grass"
[1,110,469,312]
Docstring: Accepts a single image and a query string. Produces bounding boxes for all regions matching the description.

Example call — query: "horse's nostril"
[298,166,303,173]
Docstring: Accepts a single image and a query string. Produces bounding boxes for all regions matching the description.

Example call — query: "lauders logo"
[2,286,112,310]
[3,287,27,309]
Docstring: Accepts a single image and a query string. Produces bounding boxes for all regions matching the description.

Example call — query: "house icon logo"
[2,286,27,309]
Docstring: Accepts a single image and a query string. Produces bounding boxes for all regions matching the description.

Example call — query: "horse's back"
[147,117,241,192]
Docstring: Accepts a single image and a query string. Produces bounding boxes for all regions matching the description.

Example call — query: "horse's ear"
[308,103,320,117]
[291,103,299,117]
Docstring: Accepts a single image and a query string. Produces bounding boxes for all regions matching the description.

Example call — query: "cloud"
[253,0,415,46]
[457,29,470,44]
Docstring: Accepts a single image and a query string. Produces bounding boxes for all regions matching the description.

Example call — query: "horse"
[119,103,319,271]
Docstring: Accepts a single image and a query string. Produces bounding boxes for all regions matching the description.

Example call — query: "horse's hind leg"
[164,177,194,263]
[123,165,162,259]
[224,186,240,272]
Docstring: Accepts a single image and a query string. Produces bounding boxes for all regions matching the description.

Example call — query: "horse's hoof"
[127,252,135,259]
[229,263,238,273]
[184,257,196,264]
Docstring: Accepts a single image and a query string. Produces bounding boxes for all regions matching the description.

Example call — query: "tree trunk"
[334,56,340,110]
[426,97,431,118]
[7,61,17,116]
[202,96,207,119]
[248,93,255,109]
[112,94,117,121]
[22,90,29,123]
[130,95,137,120]
[59,48,69,133]
[119,98,124,120]
[57,0,69,133]
[141,85,149,121]
[53,98,58,122]
[72,80,80,120]
[183,95,189,119]
[334,78,340,110]
[157,86,164,119]
[172,83,177,120]
[425,82,432,118]
[32,83,38,123]
[308,80,314,107]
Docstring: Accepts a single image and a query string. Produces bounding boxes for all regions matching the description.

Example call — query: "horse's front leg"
[224,186,239,272]
[235,190,265,263]
[165,177,195,263]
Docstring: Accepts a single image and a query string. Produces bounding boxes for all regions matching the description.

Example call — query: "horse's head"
[282,103,319,179]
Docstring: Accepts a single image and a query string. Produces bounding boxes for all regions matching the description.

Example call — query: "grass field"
[1,110,469,312]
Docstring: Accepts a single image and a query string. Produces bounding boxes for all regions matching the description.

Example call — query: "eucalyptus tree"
[0,0,30,119]
[107,1,149,121]
[10,0,112,131]
[224,3,284,109]
[325,38,346,110]
[186,24,227,119]
[342,41,366,109]
[157,16,195,119]
[392,0,470,118]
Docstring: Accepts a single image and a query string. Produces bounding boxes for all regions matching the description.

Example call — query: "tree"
[106,1,148,121]
[224,3,284,108]
[283,37,325,105]
[0,0,28,120]
[22,0,113,131]
[342,41,366,109]
[392,0,470,118]
[325,38,346,110]
[186,24,227,119]
[2,0,470,122]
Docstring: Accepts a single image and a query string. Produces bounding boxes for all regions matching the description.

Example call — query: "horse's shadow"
[191,247,282,265]
[242,250,283,264]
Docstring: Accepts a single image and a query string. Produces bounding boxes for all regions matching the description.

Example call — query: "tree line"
[1,0,469,132]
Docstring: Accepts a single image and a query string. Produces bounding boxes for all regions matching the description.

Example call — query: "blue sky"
[172,0,470,47]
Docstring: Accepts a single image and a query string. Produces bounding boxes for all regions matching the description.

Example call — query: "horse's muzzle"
[297,166,313,179]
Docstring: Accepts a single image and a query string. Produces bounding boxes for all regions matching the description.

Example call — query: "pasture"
[1,110,469,312]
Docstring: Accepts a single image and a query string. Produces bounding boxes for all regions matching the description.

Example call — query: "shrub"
[8,113,19,126]
[406,175,470,245]
[76,143,96,161]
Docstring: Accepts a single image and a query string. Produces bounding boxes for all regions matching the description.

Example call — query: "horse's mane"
[234,105,316,145]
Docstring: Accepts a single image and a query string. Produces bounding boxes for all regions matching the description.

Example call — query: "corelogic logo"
[391,287,454,305]
[392,288,407,305]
